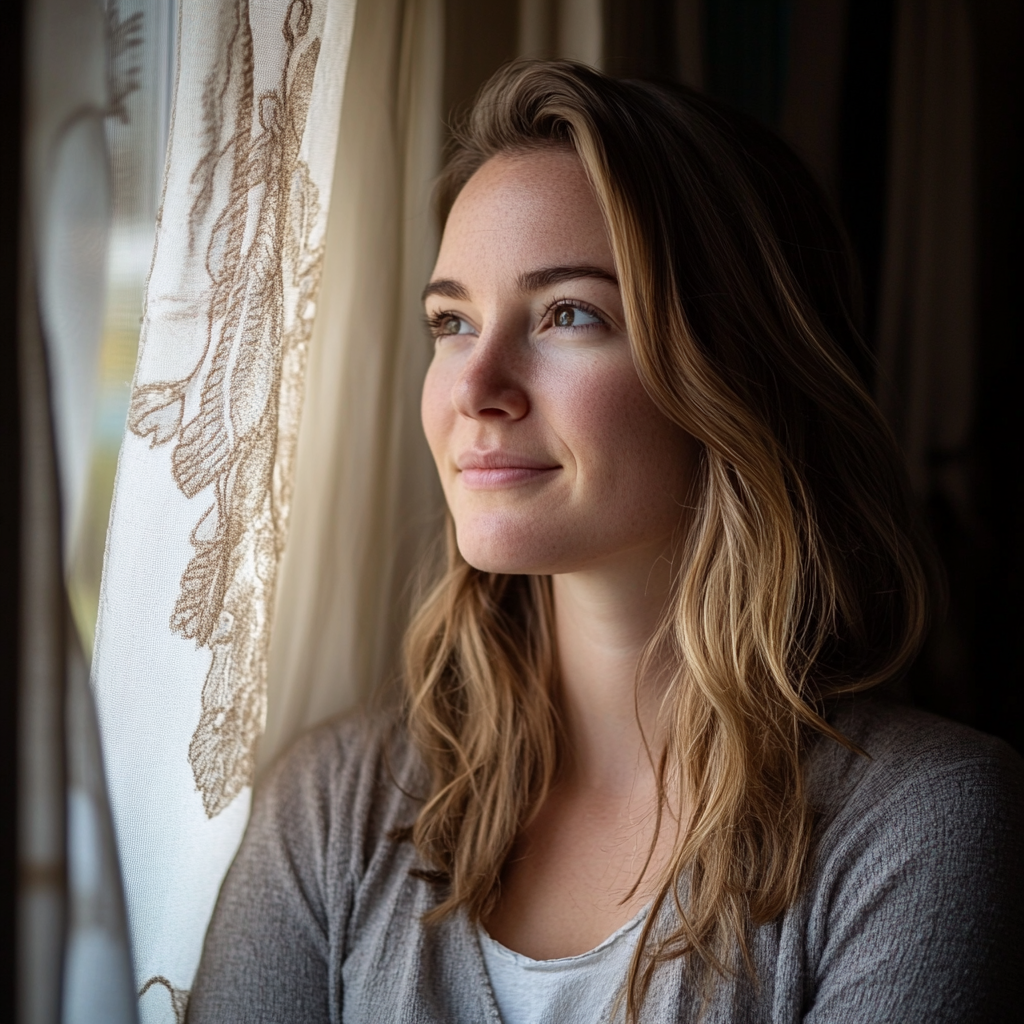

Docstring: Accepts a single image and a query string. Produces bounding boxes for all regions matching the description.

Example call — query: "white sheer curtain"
[91,1,356,1018]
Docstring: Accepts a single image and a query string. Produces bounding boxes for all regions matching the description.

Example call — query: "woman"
[187,61,1023,1023]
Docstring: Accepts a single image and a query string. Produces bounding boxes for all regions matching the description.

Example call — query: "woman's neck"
[551,543,675,795]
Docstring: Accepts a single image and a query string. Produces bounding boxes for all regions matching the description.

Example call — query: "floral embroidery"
[129,0,324,817]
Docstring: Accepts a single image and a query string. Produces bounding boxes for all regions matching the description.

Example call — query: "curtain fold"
[63,633,136,1024]
[779,0,847,201]
[877,0,975,506]
[91,2,356,1018]
[876,0,977,713]
[18,266,69,1024]
[67,0,177,661]
[260,0,446,772]
[22,2,137,1022]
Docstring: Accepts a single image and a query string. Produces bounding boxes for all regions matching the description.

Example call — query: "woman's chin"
[454,523,566,576]
[457,545,546,576]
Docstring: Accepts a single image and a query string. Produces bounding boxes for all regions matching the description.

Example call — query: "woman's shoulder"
[792,702,1024,1021]
[266,706,415,788]
[190,711,426,1020]
[810,697,1023,815]
[806,697,1024,891]
[252,707,421,873]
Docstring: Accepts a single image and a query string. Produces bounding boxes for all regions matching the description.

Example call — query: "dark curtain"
[969,0,1023,753]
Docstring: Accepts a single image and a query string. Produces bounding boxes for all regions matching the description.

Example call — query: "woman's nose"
[452,330,529,421]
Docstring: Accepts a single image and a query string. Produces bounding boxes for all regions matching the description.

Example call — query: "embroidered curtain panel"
[92,0,356,1016]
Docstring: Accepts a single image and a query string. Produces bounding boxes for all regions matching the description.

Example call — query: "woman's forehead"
[433,150,614,289]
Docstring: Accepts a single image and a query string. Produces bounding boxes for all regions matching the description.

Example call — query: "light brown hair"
[402,60,932,1018]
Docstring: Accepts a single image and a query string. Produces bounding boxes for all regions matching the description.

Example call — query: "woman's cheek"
[421,359,453,464]
[556,359,649,466]
[570,359,693,529]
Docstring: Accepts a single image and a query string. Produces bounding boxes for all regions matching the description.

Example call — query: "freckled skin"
[421,149,696,578]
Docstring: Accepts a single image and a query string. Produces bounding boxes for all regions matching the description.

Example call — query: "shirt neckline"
[476,904,650,969]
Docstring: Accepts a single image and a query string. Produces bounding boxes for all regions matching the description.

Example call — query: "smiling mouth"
[458,465,561,489]
[456,452,561,490]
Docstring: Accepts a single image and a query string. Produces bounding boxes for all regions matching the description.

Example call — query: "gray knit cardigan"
[187,699,1024,1023]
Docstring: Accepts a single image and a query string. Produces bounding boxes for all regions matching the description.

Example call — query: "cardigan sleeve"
[802,723,1024,1024]
[185,717,378,1024]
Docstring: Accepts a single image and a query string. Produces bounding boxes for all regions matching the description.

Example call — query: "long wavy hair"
[401,60,932,1018]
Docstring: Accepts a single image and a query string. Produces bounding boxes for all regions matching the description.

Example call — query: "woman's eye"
[551,303,602,329]
[429,313,475,337]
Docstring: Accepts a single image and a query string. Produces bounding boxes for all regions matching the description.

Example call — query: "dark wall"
[603,0,677,80]
[969,0,1024,752]
[703,0,791,126]
[836,0,895,347]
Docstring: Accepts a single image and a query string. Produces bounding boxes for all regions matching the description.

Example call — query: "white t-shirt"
[477,909,648,1024]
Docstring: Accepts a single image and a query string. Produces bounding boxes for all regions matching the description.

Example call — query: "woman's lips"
[460,466,559,488]
[456,452,561,490]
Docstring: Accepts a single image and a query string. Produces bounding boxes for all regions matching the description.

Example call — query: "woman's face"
[421,148,696,576]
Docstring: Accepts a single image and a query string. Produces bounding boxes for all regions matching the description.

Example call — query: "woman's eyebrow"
[421,278,469,302]
[517,264,618,291]
[421,265,619,303]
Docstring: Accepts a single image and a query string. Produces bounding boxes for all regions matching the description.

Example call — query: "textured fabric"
[91,2,357,1017]
[478,909,647,1024]
[187,700,1024,1023]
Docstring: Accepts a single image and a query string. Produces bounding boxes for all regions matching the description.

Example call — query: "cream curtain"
[259,0,445,771]
[259,0,610,772]
[92,1,357,1019]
